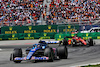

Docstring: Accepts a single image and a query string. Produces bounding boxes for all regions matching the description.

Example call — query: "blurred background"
[0,0,100,27]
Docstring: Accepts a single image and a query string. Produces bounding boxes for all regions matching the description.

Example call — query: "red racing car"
[59,36,95,47]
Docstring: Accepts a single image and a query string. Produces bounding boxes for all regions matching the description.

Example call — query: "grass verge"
[81,64,100,67]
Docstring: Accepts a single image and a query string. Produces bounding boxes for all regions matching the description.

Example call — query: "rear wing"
[39,40,59,44]
[45,41,59,44]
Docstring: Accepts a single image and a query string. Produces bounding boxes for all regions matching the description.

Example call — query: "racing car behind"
[59,36,95,47]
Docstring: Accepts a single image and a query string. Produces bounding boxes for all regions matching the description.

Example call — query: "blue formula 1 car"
[10,40,68,63]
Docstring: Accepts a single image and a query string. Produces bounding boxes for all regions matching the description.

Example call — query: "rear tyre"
[44,48,54,62]
[13,48,22,63]
[88,38,94,46]
[57,46,68,59]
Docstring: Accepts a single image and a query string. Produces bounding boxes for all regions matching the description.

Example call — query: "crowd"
[44,0,100,25]
[0,0,100,26]
[0,0,44,26]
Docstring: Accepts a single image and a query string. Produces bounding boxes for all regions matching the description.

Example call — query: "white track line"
[70,62,100,67]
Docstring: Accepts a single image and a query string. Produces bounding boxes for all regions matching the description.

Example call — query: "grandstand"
[45,0,100,25]
[0,0,100,27]
[0,0,44,26]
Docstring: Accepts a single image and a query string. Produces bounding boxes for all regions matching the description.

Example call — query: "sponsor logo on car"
[32,57,49,60]
[31,48,36,51]
[15,57,22,60]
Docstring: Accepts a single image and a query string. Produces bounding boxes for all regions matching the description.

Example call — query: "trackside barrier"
[0,32,100,40]
[0,33,56,40]
[1,24,100,40]
[54,32,100,40]
[1,24,80,34]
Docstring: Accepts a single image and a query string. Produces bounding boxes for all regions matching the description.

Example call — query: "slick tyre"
[13,48,22,63]
[88,38,94,46]
[44,48,54,62]
[57,46,68,59]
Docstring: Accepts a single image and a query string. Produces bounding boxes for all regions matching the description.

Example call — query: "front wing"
[14,56,49,61]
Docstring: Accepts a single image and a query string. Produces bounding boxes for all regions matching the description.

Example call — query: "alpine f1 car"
[59,36,95,47]
[10,40,68,63]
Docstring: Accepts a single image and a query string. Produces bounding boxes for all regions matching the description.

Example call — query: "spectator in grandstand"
[0,0,44,26]
[45,0,100,25]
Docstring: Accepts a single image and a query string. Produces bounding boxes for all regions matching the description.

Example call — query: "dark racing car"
[10,40,68,63]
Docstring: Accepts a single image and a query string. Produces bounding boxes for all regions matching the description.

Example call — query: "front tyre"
[12,48,22,63]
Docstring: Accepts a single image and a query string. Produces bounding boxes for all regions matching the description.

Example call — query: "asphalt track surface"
[0,39,100,67]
